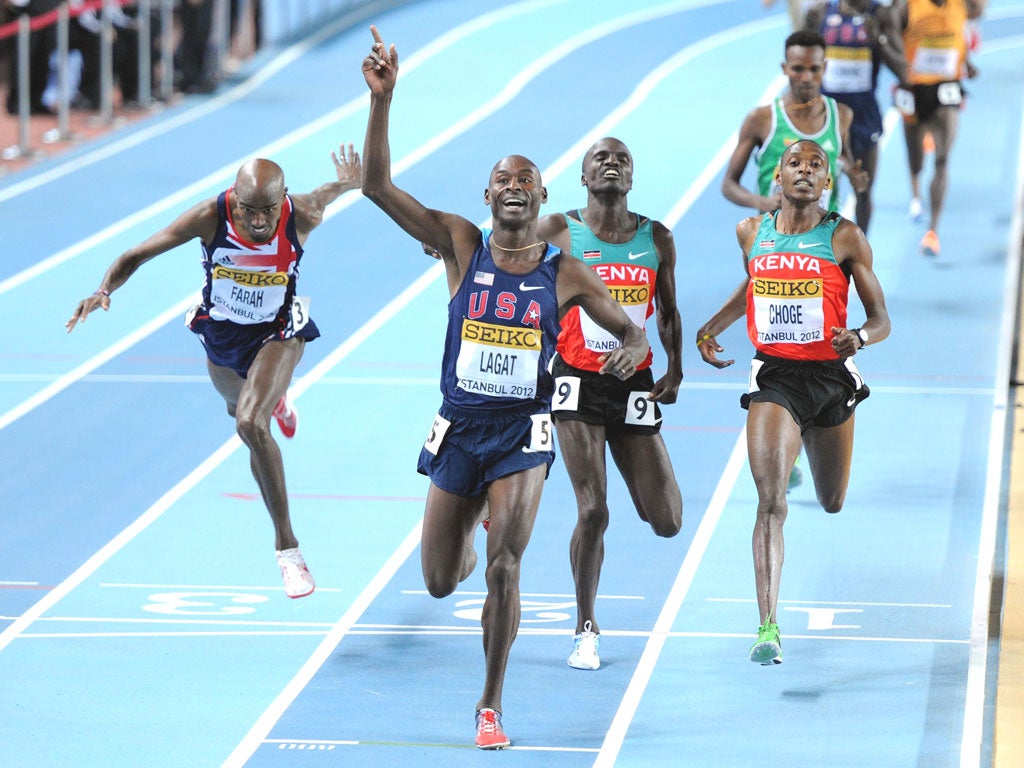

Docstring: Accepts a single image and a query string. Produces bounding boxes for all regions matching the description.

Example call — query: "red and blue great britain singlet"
[199,188,304,328]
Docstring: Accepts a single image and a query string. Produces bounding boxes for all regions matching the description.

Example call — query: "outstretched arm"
[65,199,217,332]
[291,143,363,239]
[360,25,478,293]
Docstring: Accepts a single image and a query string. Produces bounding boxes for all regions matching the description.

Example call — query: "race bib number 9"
[624,391,658,426]
[551,376,581,412]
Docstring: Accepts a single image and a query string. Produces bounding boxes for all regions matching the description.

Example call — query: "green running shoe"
[749,621,783,665]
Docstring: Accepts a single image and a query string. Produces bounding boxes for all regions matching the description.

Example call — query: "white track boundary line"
[960,83,1024,768]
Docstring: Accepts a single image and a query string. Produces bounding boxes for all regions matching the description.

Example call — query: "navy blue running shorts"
[188,311,320,378]
[740,351,870,433]
[417,401,555,497]
[550,355,662,436]
[833,91,883,157]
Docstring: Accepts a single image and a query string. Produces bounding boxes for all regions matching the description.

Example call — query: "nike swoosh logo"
[798,241,823,248]
[627,251,650,260]
[519,282,544,292]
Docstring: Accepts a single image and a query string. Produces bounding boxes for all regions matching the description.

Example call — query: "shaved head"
[489,155,542,185]
[235,158,286,206]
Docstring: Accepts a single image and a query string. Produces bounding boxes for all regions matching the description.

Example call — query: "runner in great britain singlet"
[199,187,306,328]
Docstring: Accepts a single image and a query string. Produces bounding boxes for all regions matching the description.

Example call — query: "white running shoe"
[567,620,601,670]
[276,547,315,598]
[908,197,923,223]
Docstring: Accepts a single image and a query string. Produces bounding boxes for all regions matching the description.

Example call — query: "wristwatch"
[854,327,869,348]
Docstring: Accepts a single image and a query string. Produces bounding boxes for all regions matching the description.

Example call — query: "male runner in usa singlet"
[537,137,683,672]
[804,0,906,232]
[66,145,362,599]
[361,26,648,751]
[697,140,890,666]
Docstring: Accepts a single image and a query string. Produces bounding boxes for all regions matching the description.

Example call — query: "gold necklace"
[489,235,544,253]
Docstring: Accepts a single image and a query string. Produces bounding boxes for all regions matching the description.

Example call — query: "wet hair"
[784,29,826,52]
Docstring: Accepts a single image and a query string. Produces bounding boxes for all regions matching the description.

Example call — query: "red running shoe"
[475,708,510,750]
[272,396,298,439]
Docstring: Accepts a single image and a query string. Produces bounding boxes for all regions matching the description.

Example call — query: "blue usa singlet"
[440,230,562,410]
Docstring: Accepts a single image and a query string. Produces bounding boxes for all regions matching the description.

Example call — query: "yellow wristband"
[696,333,713,347]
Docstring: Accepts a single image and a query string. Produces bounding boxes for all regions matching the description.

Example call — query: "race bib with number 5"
[524,413,553,453]
[423,413,452,456]
[624,391,659,426]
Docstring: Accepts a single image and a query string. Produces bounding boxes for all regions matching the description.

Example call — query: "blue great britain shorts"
[187,309,320,379]
[417,401,555,497]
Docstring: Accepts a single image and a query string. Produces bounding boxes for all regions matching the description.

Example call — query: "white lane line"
[0,293,199,432]
[594,429,748,767]
[707,598,954,608]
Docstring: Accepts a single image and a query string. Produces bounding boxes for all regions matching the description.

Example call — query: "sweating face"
[485,155,546,223]
[582,138,633,194]
[234,160,286,243]
[777,141,830,198]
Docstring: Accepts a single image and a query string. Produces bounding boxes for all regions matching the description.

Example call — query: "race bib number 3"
[524,414,553,453]
[423,413,452,456]
[290,295,311,332]
[624,391,658,426]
